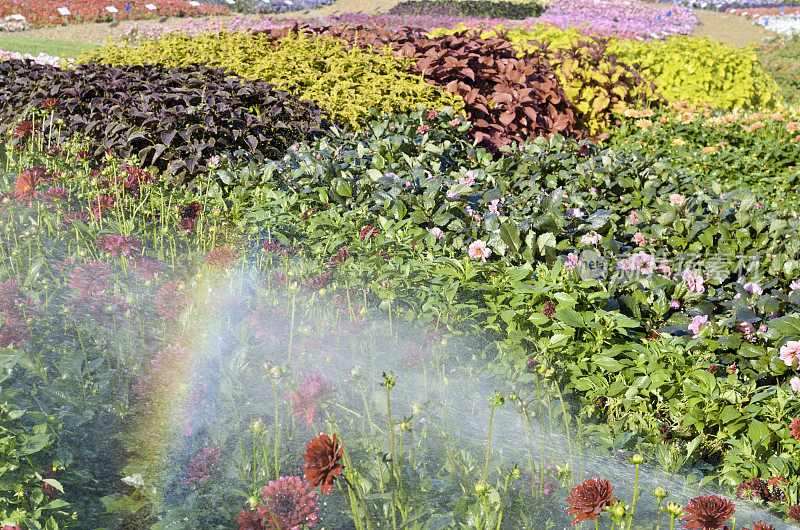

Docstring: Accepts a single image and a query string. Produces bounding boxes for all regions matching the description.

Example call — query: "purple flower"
[566,207,584,218]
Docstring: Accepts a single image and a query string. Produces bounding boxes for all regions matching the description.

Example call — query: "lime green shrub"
[79,32,463,127]
[432,24,782,111]
[609,36,781,109]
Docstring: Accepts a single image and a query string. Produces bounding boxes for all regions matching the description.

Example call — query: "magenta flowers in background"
[122,0,699,43]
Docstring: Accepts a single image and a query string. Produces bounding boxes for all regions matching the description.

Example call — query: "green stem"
[483,401,496,483]
[628,463,641,529]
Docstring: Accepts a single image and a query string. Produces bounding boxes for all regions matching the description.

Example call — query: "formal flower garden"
[1,0,800,528]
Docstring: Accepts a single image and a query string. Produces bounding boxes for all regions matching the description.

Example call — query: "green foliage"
[80,32,463,128]
[0,404,74,529]
[609,36,781,109]
[440,25,782,111]
[531,36,660,136]
[758,35,800,107]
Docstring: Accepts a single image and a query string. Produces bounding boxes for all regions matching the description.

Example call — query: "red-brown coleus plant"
[255,24,578,152]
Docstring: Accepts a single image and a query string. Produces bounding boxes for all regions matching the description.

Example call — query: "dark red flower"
[260,476,320,529]
[97,234,141,257]
[262,239,298,257]
[205,247,240,269]
[89,195,116,219]
[69,261,112,296]
[2,525,22,530]
[13,166,48,203]
[359,226,379,240]
[181,446,222,485]
[40,98,61,110]
[790,418,800,440]
[155,280,186,322]
[302,272,333,293]
[289,374,333,430]
[682,495,735,529]
[0,314,31,349]
[12,121,38,139]
[132,256,165,281]
[542,301,556,318]
[326,247,349,268]
[789,504,800,522]
[744,522,774,530]
[179,201,202,220]
[237,508,266,530]
[179,218,196,232]
[302,432,344,495]
[565,478,617,524]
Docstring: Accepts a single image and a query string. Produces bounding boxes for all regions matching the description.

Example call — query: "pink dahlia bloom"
[669,193,685,206]
[779,341,800,369]
[468,240,491,262]
[791,377,800,393]
[581,231,601,245]
[682,269,705,294]
[633,232,646,247]
[688,315,709,338]
[258,476,320,529]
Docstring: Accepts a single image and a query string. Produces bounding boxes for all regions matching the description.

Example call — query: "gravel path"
[7,0,774,47]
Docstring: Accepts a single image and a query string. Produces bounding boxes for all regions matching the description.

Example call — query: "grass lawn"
[0,35,100,58]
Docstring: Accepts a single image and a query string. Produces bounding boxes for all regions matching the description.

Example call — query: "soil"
[8,0,775,47]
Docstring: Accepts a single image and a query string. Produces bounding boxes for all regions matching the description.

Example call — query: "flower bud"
[474,480,488,494]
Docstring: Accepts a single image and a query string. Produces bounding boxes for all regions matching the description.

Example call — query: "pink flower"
[581,231,601,245]
[633,232,646,247]
[779,341,800,369]
[791,376,800,393]
[488,199,500,215]
[566,207,584,218]
[96,234,141,257]
[744,282,763,296]
[468,240,491,263]
[449,117,462,127]
[755,202,763,209]
[429,227,444,239]
[628,210,640,224]
[417,125,429,135]
[618,252,655,275]
[790,280,800,291]
[670,300,680,309]
[669,193,685,206]
[682,269,705,294]
[566,253,580,271]
[459,171,475,187]
[688,315,709,338]
[208,155,221,167]
[427,109,438,120]
[657,263,672,276]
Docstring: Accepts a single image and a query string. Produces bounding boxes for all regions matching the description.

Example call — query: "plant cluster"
[0,0,228,29]
[472,25,782,110]
[0,60,327,184]
[611,36,782,109]
[388,0,545,19]
[758,35,800,105]
[528,35,660,135]
[79,31,463,129]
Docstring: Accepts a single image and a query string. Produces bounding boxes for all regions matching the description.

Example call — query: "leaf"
[554,307,584,328]
[20,433,50,455]
[536,232,556,255]
[591,354,626,372]
[43,479,64,494]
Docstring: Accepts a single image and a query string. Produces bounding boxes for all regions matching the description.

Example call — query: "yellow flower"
[671,138,686,146]
[635,119,653,129]
[701,146,718,154]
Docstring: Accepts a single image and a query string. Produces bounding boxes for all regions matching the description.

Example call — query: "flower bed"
[0,0,228,29]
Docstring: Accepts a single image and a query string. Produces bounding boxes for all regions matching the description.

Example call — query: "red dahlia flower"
[790,418,800,440]
[565,477,617,524]
[302,432,344,495]
[260,476,319,529]
[789,504,800,522]
[682,495,735,529]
